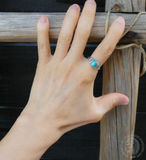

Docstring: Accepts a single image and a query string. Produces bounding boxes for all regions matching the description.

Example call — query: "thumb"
[94,93,129,116]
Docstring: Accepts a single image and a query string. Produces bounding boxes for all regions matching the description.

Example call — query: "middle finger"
[54,4,80,62]
[69,0,96,59]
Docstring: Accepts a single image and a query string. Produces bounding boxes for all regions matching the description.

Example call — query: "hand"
[24,0,128,145]
[23,0,128,144]
[0,0,129,160]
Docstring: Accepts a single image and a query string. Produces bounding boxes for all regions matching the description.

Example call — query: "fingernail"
[116,17,124,25]
[71,4,79,11]
[86,0,95,5]
[40,15,47,23]
[120,98,129,105]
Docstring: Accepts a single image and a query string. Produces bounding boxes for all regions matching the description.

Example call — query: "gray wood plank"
[100,48,141,160]
[106,0,145,12]
[100,0,145,160]
[1,12,146,44]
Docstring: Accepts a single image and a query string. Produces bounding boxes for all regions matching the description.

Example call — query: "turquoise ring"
[88,57,100,71]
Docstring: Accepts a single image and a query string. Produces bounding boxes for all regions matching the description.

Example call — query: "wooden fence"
[0,0,146,159]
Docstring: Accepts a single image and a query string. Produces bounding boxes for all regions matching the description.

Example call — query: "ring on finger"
[88,57,100,71]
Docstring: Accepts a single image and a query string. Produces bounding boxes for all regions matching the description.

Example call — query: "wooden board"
[0,0,146,159]
[100,48,141,160]
[1,12,146,44]
[106,0,145,12]
[100,0,145,159]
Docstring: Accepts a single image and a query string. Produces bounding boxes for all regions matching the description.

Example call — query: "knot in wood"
[112,4,122,12]
[113,5,121,12]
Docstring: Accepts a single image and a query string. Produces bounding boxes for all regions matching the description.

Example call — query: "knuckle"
[88,68,97,81]
[77,61,97,84]
[38,27,44,33]
[39,41,47,52]
[37,24,47,33]
[91,109,103,123]
[58,32,72,45]
[112,97,118,106]
[78,68,92,84]
[99,43,114,57]
[83,7,95,17]
[85,71,95,83]
[74,29,89,42]
[80,76,91,84]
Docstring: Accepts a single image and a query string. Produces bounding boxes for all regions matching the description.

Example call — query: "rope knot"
[105,11,146,77]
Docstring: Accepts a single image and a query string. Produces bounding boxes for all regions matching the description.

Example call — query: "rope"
[105,11,146,77]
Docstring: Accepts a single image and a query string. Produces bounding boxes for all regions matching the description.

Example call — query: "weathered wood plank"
[100,0,145,160]
[1,12,146,44]
[106,0,145,12]
[100,48,141,160]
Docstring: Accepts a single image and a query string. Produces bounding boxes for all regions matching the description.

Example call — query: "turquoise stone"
[91,60,98,67]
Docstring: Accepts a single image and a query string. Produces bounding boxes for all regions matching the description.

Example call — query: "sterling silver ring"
[88,57,100,71]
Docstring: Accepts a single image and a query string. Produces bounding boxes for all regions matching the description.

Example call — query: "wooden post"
[99,0,145,160]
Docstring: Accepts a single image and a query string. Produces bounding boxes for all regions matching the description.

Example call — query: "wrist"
[20,104,62,145]
[0,106,57,160]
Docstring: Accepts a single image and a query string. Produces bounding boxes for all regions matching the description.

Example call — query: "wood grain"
[106,0,145,12]
[100,48,141,160]
[100,0,144,160]
[1,12,146,44]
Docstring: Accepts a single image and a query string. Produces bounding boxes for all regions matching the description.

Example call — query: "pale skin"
[0,0,129,160]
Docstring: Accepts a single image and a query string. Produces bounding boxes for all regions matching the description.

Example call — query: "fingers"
[37,15,52,66]
[91,17,125,67]
[54,4,80,62]
[93,93,129,118]
[69,0,96,59]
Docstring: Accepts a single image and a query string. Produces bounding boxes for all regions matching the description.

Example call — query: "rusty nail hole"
[114,5,121,12]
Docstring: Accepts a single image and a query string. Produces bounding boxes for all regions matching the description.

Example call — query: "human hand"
[0,0,129,160]
[23,0,129,145]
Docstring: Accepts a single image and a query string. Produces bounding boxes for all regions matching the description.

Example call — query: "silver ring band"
[88,57,100,70]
